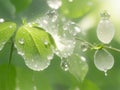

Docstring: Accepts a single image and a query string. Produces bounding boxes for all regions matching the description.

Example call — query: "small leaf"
[15,24,56,71]
[67,54,88,81]
[0,22,16,51]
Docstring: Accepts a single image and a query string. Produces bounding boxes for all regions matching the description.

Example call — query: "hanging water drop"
[18,38,24,45]
[60,59,69,71]
[47,0,62,9]
[0,18,4,23]
[94,49,114,74]
[104,70,107,76]
[97,11,115,44]
[81,42,88,52]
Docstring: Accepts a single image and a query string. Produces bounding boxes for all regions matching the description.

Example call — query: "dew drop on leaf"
[44,40,49,45]
[18,50,24,56]
[60,59,69,71]
[94,49,114,74]
[97,12,115,44]
[18,38,24,45]
[47,0,62,9]
[15,25,56,71]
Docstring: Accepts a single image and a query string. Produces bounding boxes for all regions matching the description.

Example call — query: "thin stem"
[104,45,120,53]
[75,37,120,53]
[8,40,14,64]
[75,37,94,47]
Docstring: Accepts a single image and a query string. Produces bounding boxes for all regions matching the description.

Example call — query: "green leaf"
[60,0,96,18]
[15,24,56,71]
[10,0,32,13]
[0,22,16,51]
[67,54,88,81]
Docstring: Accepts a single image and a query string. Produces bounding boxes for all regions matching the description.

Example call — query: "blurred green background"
[1,0,120,90]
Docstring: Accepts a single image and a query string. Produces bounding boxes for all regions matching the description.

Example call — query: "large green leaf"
[0,22,16,51]
[10,0,32,13]
[15,24,56,71]
[67,54,88,81]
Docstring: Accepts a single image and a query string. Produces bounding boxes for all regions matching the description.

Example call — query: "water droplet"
[18,50,24,56]
[104,70,107,76]
[47,0,62,9]
[47,54,54,60]
[25,55,51,71]
[0,18,4,23]
[80,56,86,62]
[81,42,88,52]
[97,16,115,44]
[46,10,58,22]
[94,49,114,73]
[44,40,49,45]
[60,59,69,71]
[74,26,81,33]
[53,35,75,58]
[43,19,48,25]
[18,38,24,45]
[63,21,81,36]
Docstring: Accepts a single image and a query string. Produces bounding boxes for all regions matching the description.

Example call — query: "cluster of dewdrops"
[0,0,115,76]
[35,0,85,72]
[36,0,81,58]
